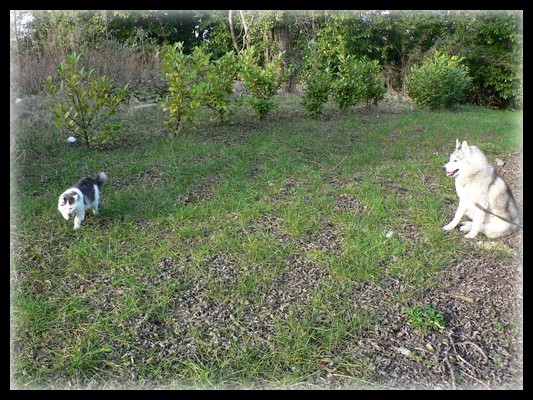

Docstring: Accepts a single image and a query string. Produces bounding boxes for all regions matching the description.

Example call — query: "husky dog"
[58,172,108,229]
[443,140,521,239]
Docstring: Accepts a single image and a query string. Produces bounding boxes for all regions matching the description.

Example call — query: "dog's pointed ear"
[461,140,470,156]
[455,138,460,149]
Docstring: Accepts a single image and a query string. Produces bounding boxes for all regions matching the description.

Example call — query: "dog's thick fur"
[443,140,520,239]
[58,172,108,229]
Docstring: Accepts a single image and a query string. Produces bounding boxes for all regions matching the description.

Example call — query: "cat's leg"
[74,208,85,229]
[92,190,100,215]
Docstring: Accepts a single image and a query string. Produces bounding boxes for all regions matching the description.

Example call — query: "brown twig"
[447,293,476,303]
[461,341,489,361]
[329,154,349,172]
[458,368,491,390]
[307,154,348,172]
[456,354,477,374]
[445,357,457,390]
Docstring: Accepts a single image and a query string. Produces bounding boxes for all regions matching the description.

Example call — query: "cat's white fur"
[58,172,107,229]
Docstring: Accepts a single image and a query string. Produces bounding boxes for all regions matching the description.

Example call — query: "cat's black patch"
[73,178,95,204]
[63,191,78,205]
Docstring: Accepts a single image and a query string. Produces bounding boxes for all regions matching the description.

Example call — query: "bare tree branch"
[238,10,250,50]
[228,10,240,54]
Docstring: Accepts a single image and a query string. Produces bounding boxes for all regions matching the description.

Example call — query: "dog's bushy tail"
[94,172,108,188]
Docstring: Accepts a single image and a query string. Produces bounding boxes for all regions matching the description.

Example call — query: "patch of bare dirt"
[494,151,523,256]
[342,252,523,390]
[299,222,343,254]
[177,173,223,204]
[238,213,291,244]
[119,253,331,369]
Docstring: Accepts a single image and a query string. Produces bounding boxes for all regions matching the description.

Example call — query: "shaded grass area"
[11,95,522,389]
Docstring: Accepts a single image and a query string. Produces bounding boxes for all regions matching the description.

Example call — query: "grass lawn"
[10,93,523,389]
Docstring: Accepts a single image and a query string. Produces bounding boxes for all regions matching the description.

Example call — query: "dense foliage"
[160,42,287,133]
[12,10,522,109]
[405,51,472,109]
[331,54,386,110]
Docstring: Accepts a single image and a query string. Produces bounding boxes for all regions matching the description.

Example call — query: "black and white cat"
[58,172,108,229]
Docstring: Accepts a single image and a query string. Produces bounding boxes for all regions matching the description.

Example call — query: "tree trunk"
[228,10,241,54]
[263,31,272,61]
[237,10,250,50]
[310,10,320,39]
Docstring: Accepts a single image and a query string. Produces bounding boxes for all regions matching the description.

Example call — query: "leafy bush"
[479,55,522,109]
[299,40,333,118]
[44,51,129,148]
[201,51,238,124]
[237,46,288,119]
[358,59,387,107]
[160,42,205,136]
[435,11,523,109]
[300,41,386,117]
[161,43,238,134]
[331,54,386,111]
[300,68,333,118]
[405,51,472,109]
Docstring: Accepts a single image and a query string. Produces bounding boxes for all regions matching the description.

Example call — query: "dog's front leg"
[443,201,466,231]
[464,206,485,239]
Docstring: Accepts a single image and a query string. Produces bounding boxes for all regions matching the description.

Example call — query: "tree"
[228,10,254,53]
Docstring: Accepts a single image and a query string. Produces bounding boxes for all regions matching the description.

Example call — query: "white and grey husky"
[58,172,108,229]
[443,140,521,239]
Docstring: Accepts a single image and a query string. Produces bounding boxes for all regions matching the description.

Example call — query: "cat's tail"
[94,172,108,188]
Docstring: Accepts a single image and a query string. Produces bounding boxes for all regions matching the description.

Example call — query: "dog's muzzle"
[443,165,458,177]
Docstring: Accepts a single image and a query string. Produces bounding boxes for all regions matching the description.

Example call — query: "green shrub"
[201,51,238,124]
[300,42,386,117]
[299,40,332,118]
[160,42,206,136]
[331,54,386,111]
[161,44,238,134]
[301,68,333,118]
[358,59,387,107]
[481,56,522,108]
[44,52,129,148]
[405,51,473,110]
[237,46,288,119]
